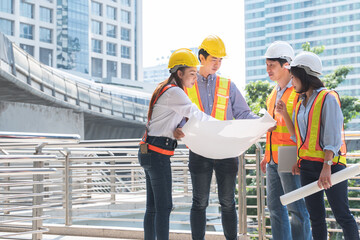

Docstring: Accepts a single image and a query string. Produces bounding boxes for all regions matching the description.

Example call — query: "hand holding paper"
[181,111,276,159]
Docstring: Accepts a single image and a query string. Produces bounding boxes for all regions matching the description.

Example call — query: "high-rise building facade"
[0,0,142,82]
[244,0,360,100]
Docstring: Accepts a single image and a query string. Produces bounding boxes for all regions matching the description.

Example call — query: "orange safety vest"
[265,86,299,164]
[184,76,231,120]
[140,84,177,156]
[294,90,347,166]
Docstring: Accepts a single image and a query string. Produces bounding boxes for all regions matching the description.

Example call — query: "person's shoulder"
[320,88,338,99]
[165,85,182,94]
[322,89,340,105]
[166,86,189,98]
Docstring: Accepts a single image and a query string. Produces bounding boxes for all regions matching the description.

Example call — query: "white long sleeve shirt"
[147,86,212,139]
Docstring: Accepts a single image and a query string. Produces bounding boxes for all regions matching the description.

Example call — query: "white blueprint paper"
[181,111,276,159]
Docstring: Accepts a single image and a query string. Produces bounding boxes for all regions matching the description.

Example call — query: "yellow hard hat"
[199,35,227,58]
[168,48,200,73]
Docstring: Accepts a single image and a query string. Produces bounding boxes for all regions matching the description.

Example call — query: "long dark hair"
[290,66,324,94]
[147,67,187,120]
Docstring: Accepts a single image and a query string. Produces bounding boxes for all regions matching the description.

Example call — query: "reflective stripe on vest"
[139,84,176,156]
[294,90,347,165]
[265,86,298,164]
[184,81,204,112]
[184,76,230,120]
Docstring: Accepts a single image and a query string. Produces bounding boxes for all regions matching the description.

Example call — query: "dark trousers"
[300,160,359,240]
[189,151,238,240]
[138,135,176,240]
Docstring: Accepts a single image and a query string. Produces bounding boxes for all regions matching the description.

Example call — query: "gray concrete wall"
[84,119,145,140]
[0,101,84,138]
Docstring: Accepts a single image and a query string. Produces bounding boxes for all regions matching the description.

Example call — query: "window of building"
[91,58,103,77]
[107,24,116,38]
[92,1,102,16]
[245,2,264,10]
[40,48,53,66]
[92,39,102,53]
[20,2,34,19]
[107,60,117,79]
[121,63,131,79]
[20,23,33,39]
[91,20,102,35]
[0,18,13,36]
[107,6,116,20]
[107,42,117,56]
[20,44,34,56]
[121,10,131,24]
[40,27,52,43]
[121,28,130,41]
[121,0,131,7]
[0,0,13,14]
[40,7,53,23]
[121,45,130,59]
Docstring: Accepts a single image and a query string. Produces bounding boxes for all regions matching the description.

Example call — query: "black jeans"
[189,151,238,240]
[138,136,176,240]
[300,160,359,240]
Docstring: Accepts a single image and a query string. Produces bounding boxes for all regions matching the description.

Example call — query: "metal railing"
[0,131,359,239]
[0,156,58,240]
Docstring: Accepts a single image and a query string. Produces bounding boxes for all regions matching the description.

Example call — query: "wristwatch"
[325,160,333,166]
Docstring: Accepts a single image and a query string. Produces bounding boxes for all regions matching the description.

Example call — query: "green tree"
[245,80,272,115]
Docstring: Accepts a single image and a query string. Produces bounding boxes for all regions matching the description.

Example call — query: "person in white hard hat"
[261,41,312,240]
[276,51,359,240]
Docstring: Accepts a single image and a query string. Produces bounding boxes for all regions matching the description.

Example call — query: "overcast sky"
[142,0,246,89]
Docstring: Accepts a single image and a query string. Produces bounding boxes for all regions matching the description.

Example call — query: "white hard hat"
[264,41,295,63]
[286,51,322,77]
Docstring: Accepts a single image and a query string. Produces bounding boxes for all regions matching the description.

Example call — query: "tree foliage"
[301,42,325,55]
[245,80,272,115]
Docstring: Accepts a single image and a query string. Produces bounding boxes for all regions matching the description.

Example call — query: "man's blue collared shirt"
[195,73,258,120]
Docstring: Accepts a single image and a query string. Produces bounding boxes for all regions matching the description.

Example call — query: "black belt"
[146,136,177,150]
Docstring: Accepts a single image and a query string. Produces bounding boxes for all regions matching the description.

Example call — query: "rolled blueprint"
[280,164,360,206]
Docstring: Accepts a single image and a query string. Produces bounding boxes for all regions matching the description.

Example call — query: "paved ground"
[42,235,134,240]
[0,233,136,240]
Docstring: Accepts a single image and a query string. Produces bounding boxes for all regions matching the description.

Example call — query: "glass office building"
[244,0,360,98]
[0,0,143,82]
[57,0,89,74]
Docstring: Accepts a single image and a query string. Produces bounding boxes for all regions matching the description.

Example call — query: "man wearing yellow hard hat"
[175,35,258,240]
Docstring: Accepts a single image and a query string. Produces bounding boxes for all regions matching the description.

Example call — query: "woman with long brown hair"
[138,48,213,240]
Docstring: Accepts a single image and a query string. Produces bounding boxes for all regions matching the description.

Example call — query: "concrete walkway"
[43,235,135,240]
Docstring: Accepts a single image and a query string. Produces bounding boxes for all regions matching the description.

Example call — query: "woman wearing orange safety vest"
[138,48,213,240]
[276,51,359,240]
